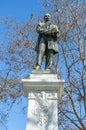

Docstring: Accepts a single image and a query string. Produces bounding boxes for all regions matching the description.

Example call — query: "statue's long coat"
[35,22,60,54]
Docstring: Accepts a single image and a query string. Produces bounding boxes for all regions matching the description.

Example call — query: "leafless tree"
[0,14,37,129]
[0,0,86,129]
[39,0,86,129]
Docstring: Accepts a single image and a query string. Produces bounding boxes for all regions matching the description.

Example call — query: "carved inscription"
[32,92,49,126]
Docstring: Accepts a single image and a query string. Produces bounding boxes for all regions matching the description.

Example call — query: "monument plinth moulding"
[22,69,64,130]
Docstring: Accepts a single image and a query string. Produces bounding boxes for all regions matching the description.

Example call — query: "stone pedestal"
[22,70,64,130]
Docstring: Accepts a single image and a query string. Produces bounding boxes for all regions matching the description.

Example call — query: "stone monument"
[22,70,64,130]
[22,14,64,130]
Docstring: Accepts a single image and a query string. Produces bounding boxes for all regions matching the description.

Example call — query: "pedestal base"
[22,70,64,130]
[26,91,58,130]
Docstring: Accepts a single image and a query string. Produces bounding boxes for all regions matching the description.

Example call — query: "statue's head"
[44,13,51,22]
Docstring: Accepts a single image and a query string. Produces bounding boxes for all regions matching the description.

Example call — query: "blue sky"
[0,0,41,20]
[0,1,85,130]
[0,1,41,130]
[7,97,28,130]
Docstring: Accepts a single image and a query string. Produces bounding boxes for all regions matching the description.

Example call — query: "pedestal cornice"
[22,69,64,98]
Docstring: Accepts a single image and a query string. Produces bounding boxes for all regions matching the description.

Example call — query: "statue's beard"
[44,19,51,25]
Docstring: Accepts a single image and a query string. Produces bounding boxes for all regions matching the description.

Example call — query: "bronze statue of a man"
[35,13,60,69]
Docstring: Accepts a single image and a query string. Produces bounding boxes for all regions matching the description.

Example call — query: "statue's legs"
[46,49,54,69]
[36,43,46,69]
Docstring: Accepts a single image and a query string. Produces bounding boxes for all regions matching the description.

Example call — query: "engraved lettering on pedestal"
[32,92,49,127]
